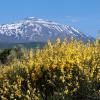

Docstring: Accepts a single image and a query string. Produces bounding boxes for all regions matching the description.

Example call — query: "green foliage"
[0,49,11,64]
[0,46,26,64]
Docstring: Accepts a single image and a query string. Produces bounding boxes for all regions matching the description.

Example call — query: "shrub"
[0,38,100,100]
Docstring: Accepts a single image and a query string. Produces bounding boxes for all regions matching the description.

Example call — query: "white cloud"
[65,16,80,23]
[65,16,72,18]
[71,19,79,23]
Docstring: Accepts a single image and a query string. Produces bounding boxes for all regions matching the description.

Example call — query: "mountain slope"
[0,17,94,43]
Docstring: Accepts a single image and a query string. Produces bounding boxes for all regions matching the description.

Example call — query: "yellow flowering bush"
[0,38,100,100]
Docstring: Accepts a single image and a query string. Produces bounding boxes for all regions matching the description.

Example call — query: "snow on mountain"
[0,17,94,43]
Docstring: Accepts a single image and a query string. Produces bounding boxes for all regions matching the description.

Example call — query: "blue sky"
[0,0,100,38]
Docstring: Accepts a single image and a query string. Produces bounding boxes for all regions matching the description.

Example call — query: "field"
[0,38,100,100]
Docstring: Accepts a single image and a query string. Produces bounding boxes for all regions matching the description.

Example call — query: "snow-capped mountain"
[0,17,94,43]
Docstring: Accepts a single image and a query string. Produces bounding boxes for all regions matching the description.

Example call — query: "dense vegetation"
[0,38,100,100]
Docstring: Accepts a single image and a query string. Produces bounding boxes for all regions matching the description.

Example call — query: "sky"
[0,0,100,38]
